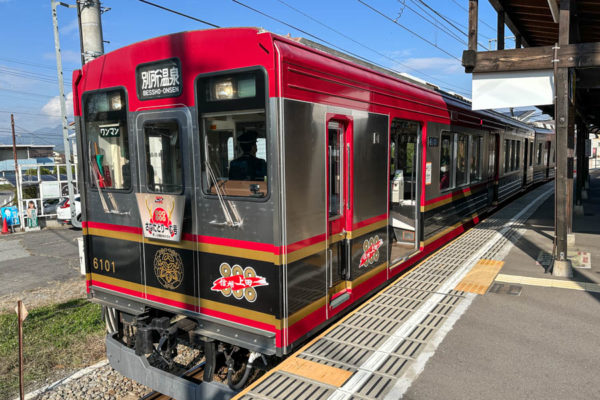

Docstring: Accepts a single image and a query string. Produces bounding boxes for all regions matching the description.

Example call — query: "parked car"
[56,195,82,228]
[43,198,62,215]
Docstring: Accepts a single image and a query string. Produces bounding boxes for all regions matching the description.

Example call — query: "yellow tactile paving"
[278,357,353,387]
[454,259,504,294]
[495,274,600,293]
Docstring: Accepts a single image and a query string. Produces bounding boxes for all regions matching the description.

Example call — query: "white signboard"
[40,181,60,199]
[472,70,554,110]
[425,162,432,185]
[136,193,185,242]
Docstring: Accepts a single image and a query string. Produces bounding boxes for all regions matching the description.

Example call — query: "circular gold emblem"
[154,248,184,290]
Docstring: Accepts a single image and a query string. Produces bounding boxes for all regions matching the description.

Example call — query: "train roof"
[76,27,541,134]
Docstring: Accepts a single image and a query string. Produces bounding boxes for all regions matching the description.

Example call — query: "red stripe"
[89,280,277,332]
[193,234,278,253]
[199,307,277,333]
[424,181,489,206]
[86,221,142,235]
[284,233,327,253]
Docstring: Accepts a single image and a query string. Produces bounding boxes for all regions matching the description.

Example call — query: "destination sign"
[137,58,182,100]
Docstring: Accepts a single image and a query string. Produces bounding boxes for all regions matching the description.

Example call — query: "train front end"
[73,28,284,396]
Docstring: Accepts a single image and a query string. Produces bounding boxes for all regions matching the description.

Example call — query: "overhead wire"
[235,0,471,95]
[401,0,467,45]
[138,0,221,28]
[406,0,487,49]
[357,0,462,62]
[274,0,471,96]
[449,0,497,35]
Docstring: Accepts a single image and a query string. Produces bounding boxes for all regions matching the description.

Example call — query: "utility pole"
[11,114,24,231]
[52,0,79,225]
[78,1,105,63]
[10,114,17,176]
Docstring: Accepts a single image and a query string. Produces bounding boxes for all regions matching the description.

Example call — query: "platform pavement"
[235,175,600,400]
[405,171,600,400]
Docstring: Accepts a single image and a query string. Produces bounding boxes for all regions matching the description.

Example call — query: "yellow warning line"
[495,274,600,293]
[455,259,504,295]
[279,357,353,387]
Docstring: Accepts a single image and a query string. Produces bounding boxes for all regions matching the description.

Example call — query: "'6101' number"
[92,257,116,274]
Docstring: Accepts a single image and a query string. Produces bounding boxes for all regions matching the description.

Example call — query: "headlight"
[214,79,234,100]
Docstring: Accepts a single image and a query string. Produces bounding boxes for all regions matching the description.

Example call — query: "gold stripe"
[89,273,280,327]
[347,219,387,239]
[422,185,488,213]
[353,262,388,287]
[287,296,327,326]
[284,241,327,264]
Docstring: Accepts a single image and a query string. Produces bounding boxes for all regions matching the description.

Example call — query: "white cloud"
[41,91,73,119]
[397,57,463,75]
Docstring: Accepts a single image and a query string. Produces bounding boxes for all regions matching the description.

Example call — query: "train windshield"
[83,89,131,190]
[198,70,268,198]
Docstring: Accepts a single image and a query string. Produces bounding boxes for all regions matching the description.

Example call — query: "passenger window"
[328,121,343,218]
[537,143,543,165]
[202,112,267,197]
[440,133,452,190]
[510,140,516,171]
[470,136,482,182]
[199,70,268,198]
[488,135,496,178]
[84,89,130,190]
[516,141,521,169]
[456,134,468,186]
[504,140,509,173]
[144,120,182,193]
[529,142,534,166]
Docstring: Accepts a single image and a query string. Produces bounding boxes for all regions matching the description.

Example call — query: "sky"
[0,0,525,147]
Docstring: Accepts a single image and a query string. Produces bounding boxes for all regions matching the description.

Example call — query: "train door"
[327,119,352,308]
[134,110,197,309]
[389,119,420,264]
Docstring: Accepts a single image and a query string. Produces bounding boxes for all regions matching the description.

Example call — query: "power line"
[138,0,220,28]
[358,0,462,62]
[0,88,57,99]
[234,0,469,95]
[406,0,487,49]
[401,0,466,45]
[0,56,75,73]
[448,0,496,35]
[0,110,63,118]
[275,0,470,95]
[0,66,71,86]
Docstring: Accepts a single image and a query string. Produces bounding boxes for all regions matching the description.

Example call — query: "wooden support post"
[497,8,505,50]
[515,34,522,49]
[553,0,574,277]
[575,117,585,215]
[468,0,478,52]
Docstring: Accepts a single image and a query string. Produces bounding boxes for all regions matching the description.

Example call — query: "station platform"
[234,173,600,400]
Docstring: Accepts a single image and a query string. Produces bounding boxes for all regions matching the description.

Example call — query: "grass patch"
[0,299,106,399]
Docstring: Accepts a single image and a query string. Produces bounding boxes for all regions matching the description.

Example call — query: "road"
[0,228,82,298]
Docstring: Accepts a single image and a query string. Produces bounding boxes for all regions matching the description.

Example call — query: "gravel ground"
[30,344,205,400]
[33,364,151,400]
[0,277,87,313]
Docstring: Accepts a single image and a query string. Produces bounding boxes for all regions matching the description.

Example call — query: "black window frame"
[142,118,184,195]
[81,86,133,194]
[196,66,270,202]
